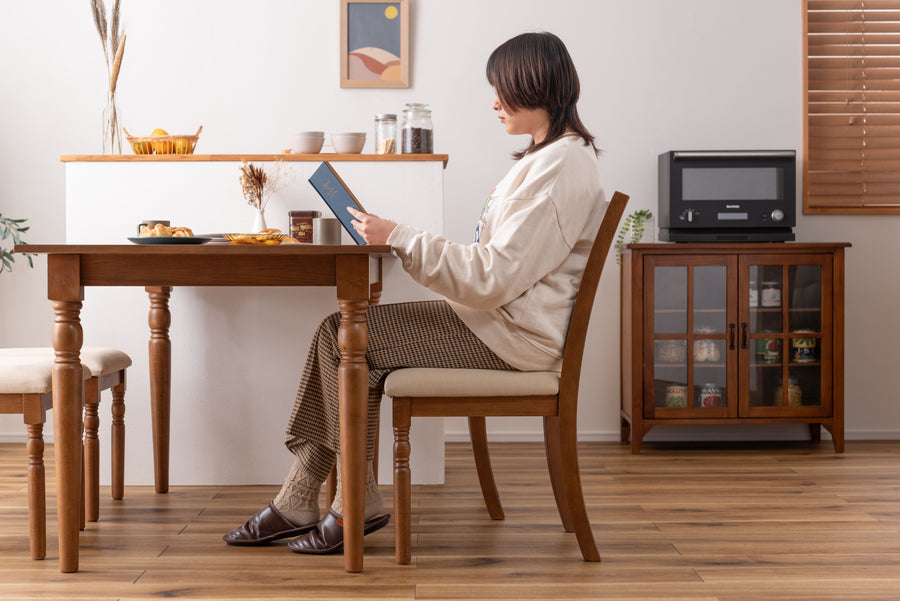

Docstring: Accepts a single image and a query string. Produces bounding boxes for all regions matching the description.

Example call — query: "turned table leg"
[147,286,172,494]
[49,254,85,573]
[337,255,370,573]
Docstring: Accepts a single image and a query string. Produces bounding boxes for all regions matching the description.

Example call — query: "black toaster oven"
[658,150,796,242]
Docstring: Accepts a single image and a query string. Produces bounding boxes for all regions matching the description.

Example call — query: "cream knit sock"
[330,459,384,520]
[272,456,323,527]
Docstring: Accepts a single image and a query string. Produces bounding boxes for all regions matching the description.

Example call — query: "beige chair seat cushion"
[78,348,133,376]
[384,368,560,398]
[0,347,131,378]
[0,351,91,394]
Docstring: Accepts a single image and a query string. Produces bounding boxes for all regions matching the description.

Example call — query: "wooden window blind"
[805,0,900,213]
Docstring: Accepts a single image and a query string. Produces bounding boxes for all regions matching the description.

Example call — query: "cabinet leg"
[620,417,631,444]
[808,423,821,443]
[630,425,643,454]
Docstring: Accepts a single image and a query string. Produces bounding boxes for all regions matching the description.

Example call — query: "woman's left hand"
[348,207,397,245]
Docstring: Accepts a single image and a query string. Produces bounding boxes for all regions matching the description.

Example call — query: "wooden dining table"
[16,242,390,574]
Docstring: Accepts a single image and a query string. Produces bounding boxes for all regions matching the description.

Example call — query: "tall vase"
[252,207,268,233]
[102,90,123,154]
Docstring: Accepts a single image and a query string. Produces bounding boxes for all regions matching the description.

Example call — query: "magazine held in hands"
[308,162,367,245]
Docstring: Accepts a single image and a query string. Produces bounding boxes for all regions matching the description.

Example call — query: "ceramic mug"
[137,219,170,235]
[313,218,342,245]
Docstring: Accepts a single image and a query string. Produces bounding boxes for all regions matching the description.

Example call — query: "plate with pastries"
[222,228,300,245]
[129,224,211,245]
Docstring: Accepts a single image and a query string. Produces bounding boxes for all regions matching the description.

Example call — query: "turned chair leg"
[468,416,504,520]
[25,421,46,560]
[392,399,412,565]
[84,378,101,522]
[111,375,126,500]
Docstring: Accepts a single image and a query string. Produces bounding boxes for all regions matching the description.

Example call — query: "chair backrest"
[557,191,629,411]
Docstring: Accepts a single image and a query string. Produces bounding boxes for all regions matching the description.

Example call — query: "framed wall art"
[340,0,409,88]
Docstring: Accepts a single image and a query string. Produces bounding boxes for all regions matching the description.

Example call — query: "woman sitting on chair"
[224,30,609,554]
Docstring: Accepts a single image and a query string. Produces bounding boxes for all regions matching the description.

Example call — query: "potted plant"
[0,215,35,273]
[615,209,654,264]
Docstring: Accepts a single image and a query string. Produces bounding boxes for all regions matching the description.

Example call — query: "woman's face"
[492,94,550,143]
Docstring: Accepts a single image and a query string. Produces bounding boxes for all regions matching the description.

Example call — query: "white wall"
[1,0,896,472]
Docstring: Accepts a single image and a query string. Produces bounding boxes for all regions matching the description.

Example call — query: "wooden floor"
[0,439,899,600]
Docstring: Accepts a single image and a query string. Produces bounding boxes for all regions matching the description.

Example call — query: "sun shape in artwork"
[385,5,398,19]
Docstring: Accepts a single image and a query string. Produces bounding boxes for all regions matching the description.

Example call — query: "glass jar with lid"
[401,102,433,153]
[374,113,397,154]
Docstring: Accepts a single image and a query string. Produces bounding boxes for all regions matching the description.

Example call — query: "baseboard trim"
[3,429,899,445]
[444,428,900,443]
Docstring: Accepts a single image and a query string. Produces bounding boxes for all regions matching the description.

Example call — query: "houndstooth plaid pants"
[284,300,515,480]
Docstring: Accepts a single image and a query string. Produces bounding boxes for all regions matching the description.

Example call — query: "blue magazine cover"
[308,162,367,244]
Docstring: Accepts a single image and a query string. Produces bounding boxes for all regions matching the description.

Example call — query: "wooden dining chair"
[384,191,629,564]
[0,347,131,559]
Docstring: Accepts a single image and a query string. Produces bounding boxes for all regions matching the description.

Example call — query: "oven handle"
[672,150,796,159]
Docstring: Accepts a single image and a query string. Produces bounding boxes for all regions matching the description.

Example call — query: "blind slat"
[809,0,900,10]
[805,0,900,211]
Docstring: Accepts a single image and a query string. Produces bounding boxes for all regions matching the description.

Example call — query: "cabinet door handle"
[729,323,736,350]
[741,322,749,349]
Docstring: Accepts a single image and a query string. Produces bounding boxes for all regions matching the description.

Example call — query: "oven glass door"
[682,167,784,202]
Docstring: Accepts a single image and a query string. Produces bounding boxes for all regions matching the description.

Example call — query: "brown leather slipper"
[288,509,391,555]
[223,502,318,546]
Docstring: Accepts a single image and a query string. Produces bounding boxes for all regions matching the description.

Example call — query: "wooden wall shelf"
[60,153,449,167]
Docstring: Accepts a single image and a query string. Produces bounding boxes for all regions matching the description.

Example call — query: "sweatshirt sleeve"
[387,194,573,310]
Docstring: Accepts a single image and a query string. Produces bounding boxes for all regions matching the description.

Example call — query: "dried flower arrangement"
[239,160,294,212]
[92,0,127,153]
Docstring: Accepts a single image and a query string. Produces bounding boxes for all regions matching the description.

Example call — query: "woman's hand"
[348,207,397,245]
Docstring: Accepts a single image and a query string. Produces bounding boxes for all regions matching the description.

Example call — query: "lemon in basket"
[151,128,170,154]
[174,137,191,154]
[132,140,152,154]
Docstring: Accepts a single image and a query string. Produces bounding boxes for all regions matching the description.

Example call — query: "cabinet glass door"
[646,257,736,417]
[742,255,832,417]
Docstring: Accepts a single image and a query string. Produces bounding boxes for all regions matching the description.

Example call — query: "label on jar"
[699,383,723,408]
[665,385,687,408]
[760,281,781,307]
[756,337,781,362]
[791,332,817,363]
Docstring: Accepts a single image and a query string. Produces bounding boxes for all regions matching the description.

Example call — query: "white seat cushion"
[0,347,131,378]
[0,352,91,394]
[384,368,560,398]
[78,348,133,376]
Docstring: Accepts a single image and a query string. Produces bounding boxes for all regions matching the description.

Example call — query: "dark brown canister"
[289,210,321,243]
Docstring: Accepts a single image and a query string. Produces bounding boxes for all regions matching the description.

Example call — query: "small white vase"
[252,208,267,233]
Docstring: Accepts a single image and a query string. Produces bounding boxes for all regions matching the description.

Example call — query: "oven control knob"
[770,209,785,223]
[686,209,695,223]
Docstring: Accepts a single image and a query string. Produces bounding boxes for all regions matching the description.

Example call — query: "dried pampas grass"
[91,0,125,92]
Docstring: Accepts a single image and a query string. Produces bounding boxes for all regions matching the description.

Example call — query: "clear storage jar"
[401,103,433,153]
[374,113,397,154]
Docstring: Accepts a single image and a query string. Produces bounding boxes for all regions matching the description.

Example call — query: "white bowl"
[331,132,366,154]
[291,131,325,154]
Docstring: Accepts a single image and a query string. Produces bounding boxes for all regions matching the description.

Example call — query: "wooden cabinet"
[620,242,849,453]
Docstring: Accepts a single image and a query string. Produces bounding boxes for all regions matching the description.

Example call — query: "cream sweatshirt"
[386,135,608,371]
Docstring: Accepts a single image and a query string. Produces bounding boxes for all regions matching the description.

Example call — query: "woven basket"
[125,126,202,155]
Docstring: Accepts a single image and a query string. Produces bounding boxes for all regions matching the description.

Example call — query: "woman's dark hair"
[486,32,597,159]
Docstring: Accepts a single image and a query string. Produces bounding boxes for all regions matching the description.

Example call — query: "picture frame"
[340,0,409,88]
